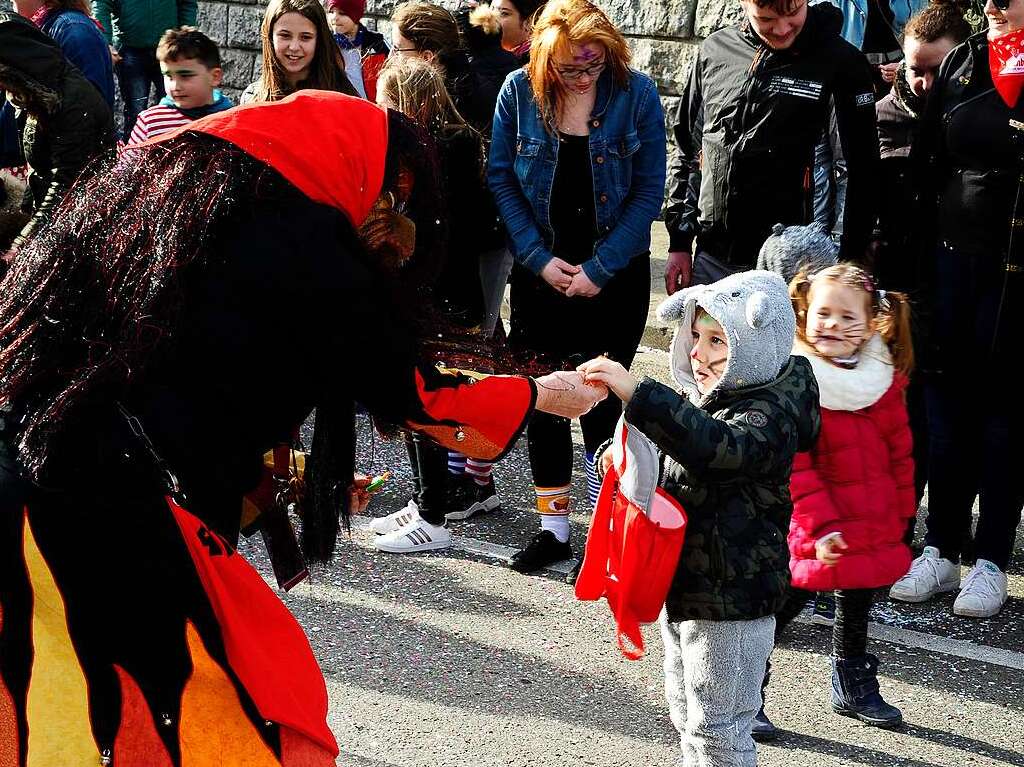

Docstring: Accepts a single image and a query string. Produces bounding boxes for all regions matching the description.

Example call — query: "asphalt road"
[237,335,1024,767]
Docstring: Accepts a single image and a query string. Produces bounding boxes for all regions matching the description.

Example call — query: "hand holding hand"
[577,356,638,404]
[540,258,580,293]
[533,371,608,419]
[348,474,372,515]
[566,270,601,298]
[815,533,848,567]
[664,250,692,295]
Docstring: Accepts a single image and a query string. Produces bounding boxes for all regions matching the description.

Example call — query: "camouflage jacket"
[624,356,820,623]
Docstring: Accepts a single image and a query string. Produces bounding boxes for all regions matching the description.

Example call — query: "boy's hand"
[815,533,848,566]
[577,357,638,404]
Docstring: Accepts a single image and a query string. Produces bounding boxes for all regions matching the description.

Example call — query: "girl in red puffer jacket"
[758,263,916,736]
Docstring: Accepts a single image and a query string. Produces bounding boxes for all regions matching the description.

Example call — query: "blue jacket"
[487,68,666,288]
[827,0,928,50]
[39,10,115,107]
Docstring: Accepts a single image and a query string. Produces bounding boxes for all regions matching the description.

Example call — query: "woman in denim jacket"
[487,0,665,574]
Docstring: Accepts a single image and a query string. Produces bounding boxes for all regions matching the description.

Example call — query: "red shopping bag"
[575,419,687,660]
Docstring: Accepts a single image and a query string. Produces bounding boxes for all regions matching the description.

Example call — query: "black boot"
[831,654,903,728]
[751,659,777,742]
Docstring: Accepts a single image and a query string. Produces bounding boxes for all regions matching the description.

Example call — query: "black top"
[549,133,597,266]
[862,0,899,55]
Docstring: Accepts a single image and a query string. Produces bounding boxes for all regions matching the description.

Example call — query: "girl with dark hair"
[492,0,545,60]
[0,91,602,762]
[240,0,355,104]
[488,0,665,574]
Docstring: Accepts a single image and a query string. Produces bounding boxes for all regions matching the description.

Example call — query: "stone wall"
[197,0,745,108]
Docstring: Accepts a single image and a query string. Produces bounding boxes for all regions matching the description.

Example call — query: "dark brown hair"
[790,263,914,376]
[157,26,221,69]
[904,0,971,44]
[391,2,463,62]
[252,0,350,103]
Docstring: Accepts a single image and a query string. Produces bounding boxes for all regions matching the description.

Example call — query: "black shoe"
[510,530,571,574]
[564,558,583,585]
[445,476,501,521]
[811,592,836,626]
[831,654,903,728]
[751,706,777,742]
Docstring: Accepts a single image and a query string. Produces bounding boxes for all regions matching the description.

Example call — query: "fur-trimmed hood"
[794,333,893,411]
[0,13,66,115]
[656,270,797,401]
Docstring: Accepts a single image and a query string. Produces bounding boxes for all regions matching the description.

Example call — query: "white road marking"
[352,515,1024,671]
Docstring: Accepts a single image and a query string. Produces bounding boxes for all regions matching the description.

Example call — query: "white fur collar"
[795,334,893,411]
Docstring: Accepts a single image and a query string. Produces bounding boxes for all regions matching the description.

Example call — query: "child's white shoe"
[888,546,960,603]
[368,500,419,535]
[953,559,1007,618]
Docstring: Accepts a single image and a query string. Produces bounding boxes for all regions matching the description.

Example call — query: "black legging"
[776,587,873,660]
[510,256,650,488]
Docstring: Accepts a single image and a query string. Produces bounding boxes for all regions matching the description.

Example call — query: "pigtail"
[874,290,915,377]
[788,269,815,349]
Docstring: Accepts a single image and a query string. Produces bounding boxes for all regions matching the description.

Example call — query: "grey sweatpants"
[660,612,775,767]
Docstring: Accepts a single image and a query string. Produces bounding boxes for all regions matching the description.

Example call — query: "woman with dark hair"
[13,0,115,106]
[889,0,1024,619]
[492,0,545,61]
[240,0,355,103]
[0,91,601,762]
[0,12,114,260]
[488,0,665,574]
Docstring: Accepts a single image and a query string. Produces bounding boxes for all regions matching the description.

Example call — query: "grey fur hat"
[756,223,839,284]
[656,270,796,399]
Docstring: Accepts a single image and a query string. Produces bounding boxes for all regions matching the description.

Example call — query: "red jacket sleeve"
[877,376,916,519]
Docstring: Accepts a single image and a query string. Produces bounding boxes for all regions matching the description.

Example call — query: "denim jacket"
[487,68,666,288]
[826,0,927,50]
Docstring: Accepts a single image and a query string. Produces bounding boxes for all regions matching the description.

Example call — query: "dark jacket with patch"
[0,13,114,250]
[664,3,879,268]
[624,356,820,622]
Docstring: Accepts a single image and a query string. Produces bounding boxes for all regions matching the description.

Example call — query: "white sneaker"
[372,517,451,553]
[953,559,1008,618]
[889,546,960,603]
[368,500,419,535]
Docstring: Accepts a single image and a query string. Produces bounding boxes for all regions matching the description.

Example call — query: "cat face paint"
[690,311,730,395]
[805,280,871,361]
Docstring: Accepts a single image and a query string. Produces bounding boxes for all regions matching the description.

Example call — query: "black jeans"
[776,587,873,660]
[116,46,164,141]
[921,245,1024,570]
[405,434,448,526]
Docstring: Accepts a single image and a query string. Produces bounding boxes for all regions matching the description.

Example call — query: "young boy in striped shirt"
[127,27,232,145]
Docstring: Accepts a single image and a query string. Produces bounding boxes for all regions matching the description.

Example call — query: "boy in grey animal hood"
[580,270,820,767]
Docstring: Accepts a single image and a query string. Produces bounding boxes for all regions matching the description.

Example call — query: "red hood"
[146,90,388,226]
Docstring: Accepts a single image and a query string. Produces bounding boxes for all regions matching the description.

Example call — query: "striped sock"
[465,458,493,486]
[536,485,571,543]
[447,450,467,475]
[584,451,600,510]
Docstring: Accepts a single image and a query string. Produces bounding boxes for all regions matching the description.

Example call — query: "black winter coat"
[0,13,114,250]
[665,4,879,268]
[625,357,820,622]
[455,7,520,139]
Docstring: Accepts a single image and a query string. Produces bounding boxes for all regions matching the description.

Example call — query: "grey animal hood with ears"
[656,270,797,400]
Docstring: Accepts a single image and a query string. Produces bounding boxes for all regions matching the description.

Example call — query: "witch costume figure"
[0,91,604,766]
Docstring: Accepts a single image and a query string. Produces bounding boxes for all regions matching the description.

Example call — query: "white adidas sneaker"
[372,517,451,554]
[368,500,419,535]
[953,559,1008,618]
[889,546,960,603]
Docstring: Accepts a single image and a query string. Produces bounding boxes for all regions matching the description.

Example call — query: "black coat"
[665,3,879,268]
[0,12,114,250]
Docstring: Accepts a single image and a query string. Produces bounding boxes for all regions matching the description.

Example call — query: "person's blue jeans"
[115,46,164,141]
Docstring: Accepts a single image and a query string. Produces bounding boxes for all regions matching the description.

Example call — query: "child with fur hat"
[759,263,916,736]
[580,270,820,767]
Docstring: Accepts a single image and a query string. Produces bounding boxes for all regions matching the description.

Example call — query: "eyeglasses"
[390,45,418,55]
[555,60,606,81]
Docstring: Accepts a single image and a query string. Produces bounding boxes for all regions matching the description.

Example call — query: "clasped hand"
[540,258,601,297]
[577,356,638,404]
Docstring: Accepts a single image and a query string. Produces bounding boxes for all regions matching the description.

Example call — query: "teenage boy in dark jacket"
[664,0,879,292]
[581,270,820,766]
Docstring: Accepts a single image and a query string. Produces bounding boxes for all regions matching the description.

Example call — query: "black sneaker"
[812,592,836,627]
[564,558,583,585]
[445,476,501,521]
[510,530,571,574]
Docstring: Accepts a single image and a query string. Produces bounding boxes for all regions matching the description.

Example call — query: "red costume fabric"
[149,90,389,227]
[990,27,1024,108]
[788,362,915,592]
